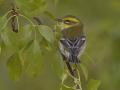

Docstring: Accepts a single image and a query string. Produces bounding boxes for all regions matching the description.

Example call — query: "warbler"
[56,15,86,63]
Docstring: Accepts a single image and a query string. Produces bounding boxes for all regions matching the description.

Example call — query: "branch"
[33,17,43,25]
[10,0,15,12]
[65,62,74,77]
[65,62,80,89]
[10,0,18,33]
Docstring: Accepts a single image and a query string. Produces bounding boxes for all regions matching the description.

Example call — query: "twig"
[10,0,18,15]
[10,0,15,12]
[33,17,43,25]
[65,62,80,89]
[19,14,35,26]
[65,62,75,77]
[10,0,18,33]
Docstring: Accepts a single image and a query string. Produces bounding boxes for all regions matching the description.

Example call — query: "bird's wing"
[60,35,86,55]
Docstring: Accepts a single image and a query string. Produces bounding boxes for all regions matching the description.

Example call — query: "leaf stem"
[61,74,66,83]
[2,15,16,29]
[19,14,35,27]
[76,69,82,90]
[66,70,78,80]
[13,0,17,12]
[34,26,37,39]
[0,10,12,22]
[16,16,19,31]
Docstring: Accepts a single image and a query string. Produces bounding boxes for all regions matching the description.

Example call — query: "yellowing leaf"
[25,39,43,77]
[6,53,22,81]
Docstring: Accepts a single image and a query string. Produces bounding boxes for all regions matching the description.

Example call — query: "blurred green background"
[0,0,120,90]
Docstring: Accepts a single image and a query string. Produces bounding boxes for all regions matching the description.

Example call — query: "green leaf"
[60,83,74,90]
[15,0,47,17]
[18,24,33,50]
[6,53,22,81]
[55,0,59,6]
[52,49,64,78]
[37,25,56,44]
[21,40,34,54]
[1,27,19,52]
[86,79,101,90]
[55,32,63,40]
[0,41,10,58]
[40,37,52,51]
[0,0,3,5]
[44,11,57,22]
[79,63,88,80]
[52,32,62,46]
[20,40,34,65]
[25,39,43,77]
[0,16,7,31]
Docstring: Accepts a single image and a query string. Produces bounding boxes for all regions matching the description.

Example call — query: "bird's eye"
[65,20,70,23]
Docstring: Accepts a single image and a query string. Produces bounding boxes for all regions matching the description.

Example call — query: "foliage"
[15,0,47,17]
[6,53,22,81]
[0,0,101,90]
[86,79,101,90]
[52,48,64,78]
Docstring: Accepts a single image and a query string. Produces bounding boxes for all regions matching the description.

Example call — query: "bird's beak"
[55,18,62,22]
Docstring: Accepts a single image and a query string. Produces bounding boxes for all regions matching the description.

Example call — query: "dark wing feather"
[60,35,86,55]
[60,35,86,63]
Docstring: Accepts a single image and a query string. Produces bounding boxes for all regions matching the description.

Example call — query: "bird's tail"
[68,54,80,63]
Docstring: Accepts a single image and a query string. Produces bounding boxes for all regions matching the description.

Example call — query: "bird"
[56,15,86,64]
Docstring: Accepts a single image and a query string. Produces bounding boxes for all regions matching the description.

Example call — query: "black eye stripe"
[66,20,70,22]
[64,20,70,23]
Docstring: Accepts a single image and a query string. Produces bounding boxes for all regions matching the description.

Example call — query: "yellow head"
[56,15,83,30]
[56,15,84,39]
